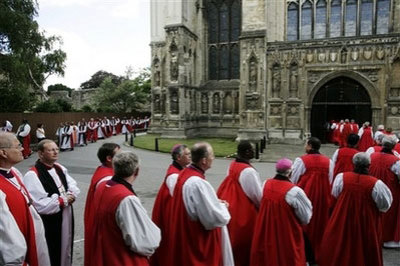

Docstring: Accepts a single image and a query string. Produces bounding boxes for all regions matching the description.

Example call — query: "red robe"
[168,166,222,266]
[370,152,400,242]
[90,180,149,266]
[340,123,352,147]
[87,122,98,142]
[394,143,400,155]
[251,179,306,266]
[0,170,39,266]
[320,172,383,266]
[298,154,331,261]
[333,147,358,178]
[22,134,31,158]
[333,124,341,145]
[358,127,374,151]
[84,165,114,266]
[350,122,359,134]
[150,163,182,266]
[217,160,258,266]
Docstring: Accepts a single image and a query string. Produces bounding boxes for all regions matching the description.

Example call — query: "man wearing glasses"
[23,139,80,266]
[0,132,50,265]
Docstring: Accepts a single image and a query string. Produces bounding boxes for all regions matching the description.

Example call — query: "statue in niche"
[201,93,208,114]
[153,59,161,87]
[170,44,179,81]
[161,91,166,114]
[289,64,298,98]
[154,94,161,113]
[170,91,179,114]
[213,93,220,114]
[271,64,281,98]
[340,48,348,64]
[224,93,233,114]
[248,59,257,92]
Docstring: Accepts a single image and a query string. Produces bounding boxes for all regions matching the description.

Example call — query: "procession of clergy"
[0,120,399,266]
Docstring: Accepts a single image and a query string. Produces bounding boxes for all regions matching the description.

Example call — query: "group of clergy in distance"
[0,120,399,266]
[0,116,150,157]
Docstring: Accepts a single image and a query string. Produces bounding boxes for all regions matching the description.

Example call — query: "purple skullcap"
[171,144,183,153]
[276,158,293,172]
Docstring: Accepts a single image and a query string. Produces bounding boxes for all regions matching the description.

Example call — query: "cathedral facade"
[149,0,400,143]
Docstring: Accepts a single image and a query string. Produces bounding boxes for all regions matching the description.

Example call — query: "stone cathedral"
[149,0,400,143]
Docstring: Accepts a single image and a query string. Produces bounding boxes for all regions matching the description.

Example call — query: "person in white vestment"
[23,139,80,266]
[0,120,13,132]
[60,122,73,151]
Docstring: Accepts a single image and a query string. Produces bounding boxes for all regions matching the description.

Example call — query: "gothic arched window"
[301,1,312,40]
[376,0,390,34]
[345,0,357,36]
[207,0,241,80]
[360,0,373,35]
[315,0,327,39]
[287,2,299,41]
[330,0,342,37]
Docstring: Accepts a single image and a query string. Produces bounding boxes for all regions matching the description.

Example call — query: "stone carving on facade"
[153,58,161,87]
[154,94,161,113]
[329,50,338,63]
[270,104,282,116]
[363,47,373,60]
[287,105,299,116]
[271,63,281,98]
[223,92,233,114]
[170,89,179,114]
[351,48,359,61]
[190,91,196,112]
[161,89,167,114]
[340,47,348,64]
[390,88,400,98]
[248,56,258,92]
[246,93,259,110]
[389,105,400,116]
[306,50,314,63]
[289,62,299,98]
[376,47,385,60]
[212,92,221,114]
[170,41,179,82]
[201,92,208,114]
[318,49,326,63]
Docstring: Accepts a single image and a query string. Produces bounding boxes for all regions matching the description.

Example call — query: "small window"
[376,0,390,34]
[330,0,342,37]
[345,0,357,36]
[301,1,313,40]
[315,0,327,39]
[360,0,373,35]
[287,3,299,41]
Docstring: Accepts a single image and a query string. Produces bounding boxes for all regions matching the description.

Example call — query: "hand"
[66,194,75,204]
[220,200,229,208]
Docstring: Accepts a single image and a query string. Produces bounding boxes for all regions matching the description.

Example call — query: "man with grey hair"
[374,124,385,141]
[167,142,233,266]
[89,151,161,265]
[151,144,191,265]
[321,152,392,265]
[0,132,50,265]
[370,135,400,248]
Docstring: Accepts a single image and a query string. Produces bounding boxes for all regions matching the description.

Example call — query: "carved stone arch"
[307,70,380,108]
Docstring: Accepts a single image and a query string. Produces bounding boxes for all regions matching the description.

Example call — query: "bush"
[81,104,93,112]
[34,99,72,112]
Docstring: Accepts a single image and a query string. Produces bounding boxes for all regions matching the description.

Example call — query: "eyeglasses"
[0,144,23,149]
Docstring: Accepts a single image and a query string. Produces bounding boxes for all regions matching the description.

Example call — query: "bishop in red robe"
[151,144,191,266]
[84,143,120,266]
[217,140,262,266]
[358,122,374,152]
[320,152,392,266]
[251,158,312,266]
[332,134,359,179]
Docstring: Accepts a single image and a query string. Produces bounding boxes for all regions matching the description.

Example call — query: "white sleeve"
[329,159,334,184]
[285,186,313,225]
[331,173,344,198]
[0,190,27,265]
[372,180,393,212]
[19,124,31,137]
[238,167,262,207]
[59,165,80,197]
[23,170,63,214]
[358,127,364,137]
[221,225,234,266]
[183,176,231,230]
[366,147,374,157]
[332,149,339,166]
[115,195,161,256]
[165,173,179,196]
[390,161,400,181]
[291,157,306,184]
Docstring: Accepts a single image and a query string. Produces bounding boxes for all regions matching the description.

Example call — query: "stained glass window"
[287,3,299,41]
[360,0,373,35]
[376,0,390,34]
[345,0,357,36]
[231,44,240,79]
[301,1,312,40]
[330,0,341,37]
[315,0,327,39]
[208,2,218,44]
[219,45,229,79]
[209,46,217,80]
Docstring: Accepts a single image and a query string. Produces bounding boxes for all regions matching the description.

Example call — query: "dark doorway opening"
[311,77,372,143]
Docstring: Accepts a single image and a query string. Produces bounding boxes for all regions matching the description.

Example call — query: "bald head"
[191,142,214,171]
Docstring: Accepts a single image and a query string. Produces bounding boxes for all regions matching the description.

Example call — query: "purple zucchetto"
[276,158,293,172]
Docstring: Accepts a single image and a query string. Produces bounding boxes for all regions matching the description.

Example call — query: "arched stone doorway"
[311,77,372,142]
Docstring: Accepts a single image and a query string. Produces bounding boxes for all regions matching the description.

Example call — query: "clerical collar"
[36,160,54,170]
[172,161,183,171]
[235,157,251,165]
[0,168,13,179]
[273,174,292,182]
[111,175,135,194]
[307,150,320,154]
[188,164,204,175]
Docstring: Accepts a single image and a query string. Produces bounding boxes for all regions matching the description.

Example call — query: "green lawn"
[131,134,237,158]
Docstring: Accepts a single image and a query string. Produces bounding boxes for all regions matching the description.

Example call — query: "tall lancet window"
[330,0,342,37]
[345,0,357,36]
[315,0,327,39]
[207,0,241,80]
[360,0,373,35]
[287,2,299,41]
[376,0,390,34]
[301,1,312,40]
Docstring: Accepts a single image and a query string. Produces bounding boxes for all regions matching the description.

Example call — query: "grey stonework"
[150,0,400,143]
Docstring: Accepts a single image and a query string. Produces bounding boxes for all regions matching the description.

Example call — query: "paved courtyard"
[16,135,399,265]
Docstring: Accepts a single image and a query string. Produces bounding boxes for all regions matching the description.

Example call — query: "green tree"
[34,98,72,112]
[0,0,66,112]
[93,68,151,113]
[80,70,125,90]
[47,83,73,96]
